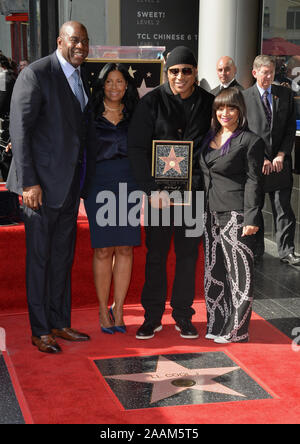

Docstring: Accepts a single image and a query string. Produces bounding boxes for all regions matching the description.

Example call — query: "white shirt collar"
[221,78,236,89]
[56,49,80,79]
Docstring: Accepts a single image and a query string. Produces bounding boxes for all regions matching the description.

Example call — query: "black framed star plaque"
[84,59,164,97]
[152,140,193,205]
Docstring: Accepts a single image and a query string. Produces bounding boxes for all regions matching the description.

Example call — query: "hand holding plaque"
[152,140,193,205]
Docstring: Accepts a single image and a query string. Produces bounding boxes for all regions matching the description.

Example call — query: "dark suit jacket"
[243,84,296,159]
[243,83,296,191]
[210,79,244,96]
[6,52,96,207]
[200,130,264,226]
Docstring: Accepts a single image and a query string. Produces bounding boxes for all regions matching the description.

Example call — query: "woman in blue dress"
[84,63,140,334]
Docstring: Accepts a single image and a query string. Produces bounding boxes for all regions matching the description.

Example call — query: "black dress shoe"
[280,253,300,266]
[136,321,162,340]
[175,319,199,339]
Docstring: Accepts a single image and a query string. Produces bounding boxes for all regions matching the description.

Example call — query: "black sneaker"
[175,319,199,339]
[136,321,162,340]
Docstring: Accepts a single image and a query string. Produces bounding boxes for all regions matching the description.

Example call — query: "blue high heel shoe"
[109,306,127,334]
[114,325,127,333]
[99,312,115,334]
[101,326,115,335]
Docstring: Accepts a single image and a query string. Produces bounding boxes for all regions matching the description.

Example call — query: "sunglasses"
[168,67,194,76]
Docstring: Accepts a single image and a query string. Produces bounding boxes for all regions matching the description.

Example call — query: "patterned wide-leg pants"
[204,210,255,342]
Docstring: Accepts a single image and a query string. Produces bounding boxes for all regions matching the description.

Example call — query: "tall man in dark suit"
[211,56,244,96]
[243,55,300,266]
[6,21,96,352]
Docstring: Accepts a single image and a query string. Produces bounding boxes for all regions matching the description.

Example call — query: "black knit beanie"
[165,46,197,70]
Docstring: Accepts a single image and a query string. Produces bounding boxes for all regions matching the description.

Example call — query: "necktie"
[262,90,272,127]
[72,69,86,188]
[72,69,85,111]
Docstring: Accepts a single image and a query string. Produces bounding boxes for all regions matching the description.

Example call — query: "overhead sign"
[5,13,28,21]
[121,0,199,57]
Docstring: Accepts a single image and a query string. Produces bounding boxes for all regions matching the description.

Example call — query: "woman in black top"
[200,87,264,343]
[84,63,140,334]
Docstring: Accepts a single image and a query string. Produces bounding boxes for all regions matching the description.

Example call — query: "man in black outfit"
[0,55,15,117]
[0,55,15,181]
[128,46,214,340]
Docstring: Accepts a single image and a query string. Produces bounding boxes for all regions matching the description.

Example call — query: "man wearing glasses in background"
[243,55,299,266]
[128,46,214,340]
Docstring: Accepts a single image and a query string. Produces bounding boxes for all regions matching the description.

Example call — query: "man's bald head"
[216,56,237,85]
[59,21,88,38]
[57,21,89,67]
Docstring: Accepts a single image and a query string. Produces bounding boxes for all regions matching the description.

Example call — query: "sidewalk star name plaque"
[92,352,273,410]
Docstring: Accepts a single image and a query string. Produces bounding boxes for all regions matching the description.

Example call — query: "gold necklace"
[104,101,122,112]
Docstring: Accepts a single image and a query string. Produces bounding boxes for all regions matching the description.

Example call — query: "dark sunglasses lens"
[169,68,193,76]
[182,68,193,75]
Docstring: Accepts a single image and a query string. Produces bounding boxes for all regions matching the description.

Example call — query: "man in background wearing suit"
[7,21,96,352]
[243,55,300,266]
[211,56,244,96]
[0,55,15,182]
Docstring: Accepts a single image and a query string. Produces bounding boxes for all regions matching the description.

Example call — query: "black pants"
[254,187,296,259]
[23,171,80,337]
[141,196,201,323]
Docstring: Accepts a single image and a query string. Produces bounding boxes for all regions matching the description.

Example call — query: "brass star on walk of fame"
[105,355,245,404]
[159,147,185,175]
[128,66,137,78]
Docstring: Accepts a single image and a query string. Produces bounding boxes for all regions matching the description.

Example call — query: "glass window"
[264,6,270,28]
[287,11,294,29]
[262,0,300,122]
[296,11,300,29]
